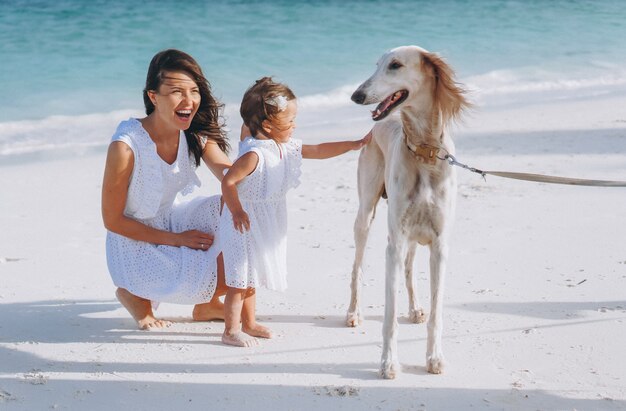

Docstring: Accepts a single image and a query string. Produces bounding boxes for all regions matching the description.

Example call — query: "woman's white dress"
[218,137,302,291]
[105,119,222,304]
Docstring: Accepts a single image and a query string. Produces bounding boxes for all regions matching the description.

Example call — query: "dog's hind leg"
[404,245,426,323]
[426,236,448,374]
[346,144,384,327]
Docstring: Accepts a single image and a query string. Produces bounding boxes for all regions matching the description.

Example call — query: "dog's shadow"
[454,300,626,320]
[256,314,423,328]
[257,314,351,329]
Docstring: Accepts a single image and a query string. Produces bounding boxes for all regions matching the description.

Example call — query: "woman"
[102,49,230,329]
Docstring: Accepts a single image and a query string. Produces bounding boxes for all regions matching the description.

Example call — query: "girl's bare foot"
[221,331,259,347]
[115,288,172,330]
[242,323,273,339]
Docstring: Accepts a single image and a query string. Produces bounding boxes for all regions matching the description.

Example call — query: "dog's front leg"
[426,237,448,374]
[347,205,380,326]
[380,236,406,379]
[347,145,385,327]
[347,205,379,326]
[346,219,368,327]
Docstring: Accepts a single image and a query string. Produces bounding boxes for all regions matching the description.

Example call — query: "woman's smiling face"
[147,71,201,131]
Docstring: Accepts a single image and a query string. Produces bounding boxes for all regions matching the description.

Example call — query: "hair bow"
[264,95,289,111]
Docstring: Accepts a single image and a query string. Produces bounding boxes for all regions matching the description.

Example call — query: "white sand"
[1,94,626,410]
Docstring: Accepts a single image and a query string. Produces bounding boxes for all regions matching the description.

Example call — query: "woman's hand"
[176,230,215,250]
[232,210,251,233]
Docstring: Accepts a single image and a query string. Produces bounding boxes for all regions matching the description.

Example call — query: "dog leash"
[441,153,626,187]
[404,138,626,187]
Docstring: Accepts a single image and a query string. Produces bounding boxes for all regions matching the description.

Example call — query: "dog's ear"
[421,52,471,123]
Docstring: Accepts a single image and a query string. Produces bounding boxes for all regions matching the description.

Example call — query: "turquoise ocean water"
[1,0,625,158]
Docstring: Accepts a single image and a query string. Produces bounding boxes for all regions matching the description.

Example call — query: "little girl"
[219,77,370,347]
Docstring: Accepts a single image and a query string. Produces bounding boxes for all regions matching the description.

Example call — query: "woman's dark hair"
[240,77,296,137]
[143,49,229,165]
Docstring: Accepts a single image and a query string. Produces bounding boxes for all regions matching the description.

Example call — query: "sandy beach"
[1,92,626,411]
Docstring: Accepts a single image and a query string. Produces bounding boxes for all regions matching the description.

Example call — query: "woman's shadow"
[0,298,379,380]
[0,298,223,345]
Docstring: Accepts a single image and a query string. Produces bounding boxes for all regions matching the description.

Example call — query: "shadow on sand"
[1,298,625,410]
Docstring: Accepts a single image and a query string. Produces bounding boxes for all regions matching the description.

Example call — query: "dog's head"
[351,46,469,123]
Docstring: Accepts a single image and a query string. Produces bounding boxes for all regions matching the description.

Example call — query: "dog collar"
[404,135,440,165]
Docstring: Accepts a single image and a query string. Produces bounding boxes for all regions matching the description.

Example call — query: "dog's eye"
[388,61,403,70]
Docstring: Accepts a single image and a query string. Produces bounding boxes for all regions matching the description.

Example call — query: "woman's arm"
[221,152,259,233]
[301,130,372,159]
[101,142,213,249]
[202,140,232,182]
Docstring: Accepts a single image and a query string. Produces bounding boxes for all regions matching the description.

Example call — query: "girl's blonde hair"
[240,77,296,137]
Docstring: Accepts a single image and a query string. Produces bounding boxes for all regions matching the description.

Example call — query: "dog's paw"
[345,310,362,327]
[426,354,445,374]
[408,308,426,324]
[380,360,400,379]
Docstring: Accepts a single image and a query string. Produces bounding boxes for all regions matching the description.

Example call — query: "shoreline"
[3,83,626,162]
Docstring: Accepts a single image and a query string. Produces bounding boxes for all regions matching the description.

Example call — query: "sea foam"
[2,67,625,161]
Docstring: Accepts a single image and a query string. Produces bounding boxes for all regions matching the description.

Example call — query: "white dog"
[347,46,469,379]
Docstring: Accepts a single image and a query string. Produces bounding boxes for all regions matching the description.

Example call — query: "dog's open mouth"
[371,90,408,121]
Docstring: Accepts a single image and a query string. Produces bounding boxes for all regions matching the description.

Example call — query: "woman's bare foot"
[115,288,171,330]
[242,323,273,339]
[192,299,225,322]
[221,331,259,347]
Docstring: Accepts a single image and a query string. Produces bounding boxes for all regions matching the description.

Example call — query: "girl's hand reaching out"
[356,129,373,149]
[301,129,373,160]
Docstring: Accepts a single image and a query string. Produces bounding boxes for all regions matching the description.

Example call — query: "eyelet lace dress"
[105,119,221,304]
[218,136,302,291]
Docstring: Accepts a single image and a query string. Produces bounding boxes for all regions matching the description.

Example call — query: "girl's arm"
[301,130,372,159]
[101,142,213,249]
[202,139,232,182]
[221,152,259,233]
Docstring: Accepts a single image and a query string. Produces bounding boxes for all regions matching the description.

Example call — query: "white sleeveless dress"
[105,119,222,304]
[218,137,302,291]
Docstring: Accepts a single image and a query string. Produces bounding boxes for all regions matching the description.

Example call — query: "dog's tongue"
[377,95,394,114]
[372,91,404,120]
[372,96,393,119]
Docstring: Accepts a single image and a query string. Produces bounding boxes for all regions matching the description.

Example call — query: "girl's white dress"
[105,119,222,304]
[218,136,302,291]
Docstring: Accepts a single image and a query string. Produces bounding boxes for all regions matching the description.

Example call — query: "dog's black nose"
[351,90,366,104]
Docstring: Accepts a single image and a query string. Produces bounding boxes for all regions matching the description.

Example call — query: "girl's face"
[264,100,297,143]
[147,71,201,131]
